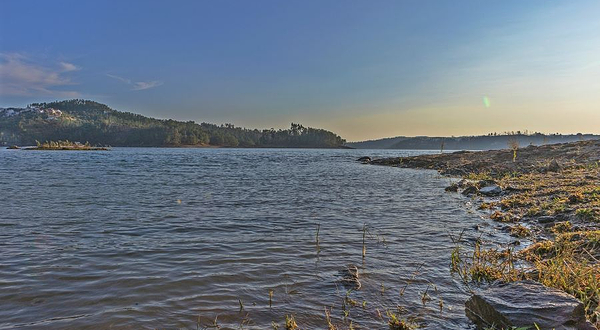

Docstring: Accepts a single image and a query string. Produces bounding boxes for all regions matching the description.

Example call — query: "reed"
[508,138,519,162]
[324,307,337,330]
[400,263,425,296]
[420,285,431,306]
[362,224,367,259]
[316,223,321,252]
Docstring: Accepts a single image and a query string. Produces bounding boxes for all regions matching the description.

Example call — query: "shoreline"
[24,147,110,151]
[369,140,600,239]
[6,145,354,150]
[366,139,600,328]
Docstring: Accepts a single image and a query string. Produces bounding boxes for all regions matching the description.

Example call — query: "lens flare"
[483,96,491,108]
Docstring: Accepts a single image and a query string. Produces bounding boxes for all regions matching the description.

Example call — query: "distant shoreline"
[1,100,347,150]
[6,144,354,150]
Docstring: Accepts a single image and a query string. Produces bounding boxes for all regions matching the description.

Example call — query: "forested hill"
[347,133,600,150]
[0,100,346,148]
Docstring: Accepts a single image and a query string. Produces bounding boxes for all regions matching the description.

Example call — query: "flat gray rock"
[466,281,594,330]
[479,185,502,196]
[537,215,560,224]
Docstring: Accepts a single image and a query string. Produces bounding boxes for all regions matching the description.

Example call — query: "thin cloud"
[106,73,131,84]
[0,53,80,97]
[132,81,163,90]
[59,62,80,72]
[106,73,162,91]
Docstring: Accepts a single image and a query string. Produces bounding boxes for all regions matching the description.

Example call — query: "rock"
[340,265,361,290]
[445,183,459,192]
[466,281,594,330]
[547,159,561,172]
[462,185,479,196]
[357,156,371,163]
[479,185,502,196]
[7,145,20,149]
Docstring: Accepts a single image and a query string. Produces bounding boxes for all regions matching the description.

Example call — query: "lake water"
[0,148,495,329]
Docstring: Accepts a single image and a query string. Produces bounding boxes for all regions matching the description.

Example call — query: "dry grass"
[285,314,298,330]
[509,224,531,238]
[451,241,519,283]
[492,166,600,225]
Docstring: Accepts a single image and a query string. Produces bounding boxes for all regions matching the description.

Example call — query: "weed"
[490,211,514,222]
[285,314,298,330]
[551,221,572,234]
[386,310,417,330]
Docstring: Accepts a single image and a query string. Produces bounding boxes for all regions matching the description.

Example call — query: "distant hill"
[0,100,345,148]
[347,133,600,150]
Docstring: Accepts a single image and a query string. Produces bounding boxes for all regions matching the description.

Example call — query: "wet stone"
[479,185,502,196]
[466,281,594,330]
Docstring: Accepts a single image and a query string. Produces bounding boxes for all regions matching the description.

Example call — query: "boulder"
[466,281,594,330]
[357,156,371,163]
[479,185,502,196]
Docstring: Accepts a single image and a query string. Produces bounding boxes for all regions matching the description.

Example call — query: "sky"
[1,0,599,141]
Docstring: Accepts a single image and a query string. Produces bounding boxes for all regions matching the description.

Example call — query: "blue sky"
[1,0,599,140]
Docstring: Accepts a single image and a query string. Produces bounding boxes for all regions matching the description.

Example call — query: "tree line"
[0,100,346,148]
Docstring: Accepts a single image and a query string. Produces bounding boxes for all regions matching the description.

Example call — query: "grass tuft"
[285,314,298,330]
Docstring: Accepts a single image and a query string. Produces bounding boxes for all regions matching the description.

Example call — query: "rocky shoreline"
[365,140,600,329]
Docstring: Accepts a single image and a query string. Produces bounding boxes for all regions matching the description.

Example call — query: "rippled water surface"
[0,148,490,329]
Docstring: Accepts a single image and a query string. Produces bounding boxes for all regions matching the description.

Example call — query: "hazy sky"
[1,1,599,141]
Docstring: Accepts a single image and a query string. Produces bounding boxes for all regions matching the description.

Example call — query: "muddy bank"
[369,140,600,239]
[371,139,600,177]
